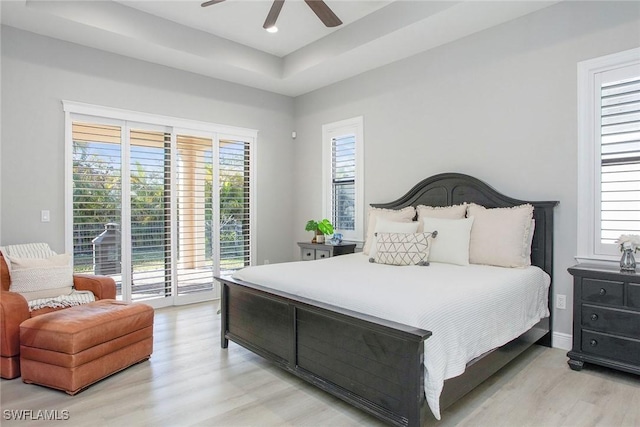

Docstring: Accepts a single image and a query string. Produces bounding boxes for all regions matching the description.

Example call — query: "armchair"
[0,252,116,379]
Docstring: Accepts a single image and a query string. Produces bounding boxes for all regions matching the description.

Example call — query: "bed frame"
[216,173,558,426]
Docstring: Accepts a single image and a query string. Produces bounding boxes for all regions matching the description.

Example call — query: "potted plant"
[305,219,334,244]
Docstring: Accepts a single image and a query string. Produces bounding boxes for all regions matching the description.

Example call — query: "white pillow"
[8,253,74,301]
[416,204,467,232]
[369,218,420,258]
[467,203,534,268]
[370,232,436,266]
[422,216,474,266]
[363,206,415,255]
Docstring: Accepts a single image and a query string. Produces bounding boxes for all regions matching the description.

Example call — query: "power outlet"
[264,259,270,265]
[556,294,567,310]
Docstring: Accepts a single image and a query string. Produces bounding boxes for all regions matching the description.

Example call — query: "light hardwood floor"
[1,301,638,426]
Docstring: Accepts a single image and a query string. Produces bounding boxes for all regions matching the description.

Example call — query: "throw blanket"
[28,290,95,311]
[0,242,56,272]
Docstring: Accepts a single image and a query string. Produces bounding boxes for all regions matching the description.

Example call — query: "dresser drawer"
[581,330,640,365]
[581,304,640,338]
[629,283,640,309]
[582,278,623,306]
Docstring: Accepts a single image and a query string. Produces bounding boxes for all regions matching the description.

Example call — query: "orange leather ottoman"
[19,299,153,395]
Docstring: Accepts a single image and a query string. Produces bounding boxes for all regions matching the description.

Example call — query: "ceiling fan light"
[265,25,278,33]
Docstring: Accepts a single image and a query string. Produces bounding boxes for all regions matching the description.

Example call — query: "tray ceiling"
[1,1,558,96]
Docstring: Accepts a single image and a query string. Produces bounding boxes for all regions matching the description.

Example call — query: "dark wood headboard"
[370,173,558,279]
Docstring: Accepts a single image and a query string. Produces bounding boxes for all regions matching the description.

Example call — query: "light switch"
[41,210,50,222]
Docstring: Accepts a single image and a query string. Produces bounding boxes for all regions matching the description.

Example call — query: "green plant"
[305,219,334,235]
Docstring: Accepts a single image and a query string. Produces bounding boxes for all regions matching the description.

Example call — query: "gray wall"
[292,1,640,339]
[0,26,295,265]
[2,1,639,341]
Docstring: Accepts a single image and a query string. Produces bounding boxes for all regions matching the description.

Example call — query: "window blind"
[219,139,251,273]
[332,135,356,231]
[600,76,640,244]
[130,129,172,300]
[72,122,123,295]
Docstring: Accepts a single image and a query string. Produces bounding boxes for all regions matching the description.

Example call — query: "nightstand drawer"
[302,249,315,261]
[581,304,640,338]
[316,250,330,259]
[297,242,356,261]
[582,278,623,306]
[582,330,640,365]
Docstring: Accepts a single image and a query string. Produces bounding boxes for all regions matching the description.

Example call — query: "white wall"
[292,1,640,339]
[0,26,295,265]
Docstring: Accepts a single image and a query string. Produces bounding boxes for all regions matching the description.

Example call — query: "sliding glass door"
[66,104,255,308]
[128,128,172,303]
[71,121,125,298]
[219,138,252,275]
[175,133,216,303]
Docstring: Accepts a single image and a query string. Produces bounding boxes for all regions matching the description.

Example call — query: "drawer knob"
[599,288,607,296]
[590,339,598,347]
[320,254,325,258]
[306,252,311,256]
[590,314,598,321]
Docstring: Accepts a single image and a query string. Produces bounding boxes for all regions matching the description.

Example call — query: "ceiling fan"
[201,0,343,31]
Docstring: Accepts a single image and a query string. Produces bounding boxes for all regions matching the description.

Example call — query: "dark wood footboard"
[218,276,432,427]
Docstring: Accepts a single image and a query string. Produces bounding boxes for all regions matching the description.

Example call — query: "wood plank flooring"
[1,302,638,426]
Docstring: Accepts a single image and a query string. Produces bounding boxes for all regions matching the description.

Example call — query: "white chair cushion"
[8,253,74,301]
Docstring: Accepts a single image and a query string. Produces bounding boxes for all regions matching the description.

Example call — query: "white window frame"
[576,48,640,263]
[322,116,364,243]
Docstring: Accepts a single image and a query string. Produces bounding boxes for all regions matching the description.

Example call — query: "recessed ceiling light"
[265,26,278,33]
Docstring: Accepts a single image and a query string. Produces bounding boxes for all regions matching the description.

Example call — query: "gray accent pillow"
[370,231,437,266]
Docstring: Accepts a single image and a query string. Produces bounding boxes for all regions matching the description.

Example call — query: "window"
[332,135,356,230]
[65,102,256,307]
[577,48,640,262]
[322,117,364,242]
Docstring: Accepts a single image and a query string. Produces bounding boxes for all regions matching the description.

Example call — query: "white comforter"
[232,253,550,419]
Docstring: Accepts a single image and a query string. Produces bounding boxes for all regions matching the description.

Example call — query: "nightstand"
[567,264,640,375]
[297,242,356,261]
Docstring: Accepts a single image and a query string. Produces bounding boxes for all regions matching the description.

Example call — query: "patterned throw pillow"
[8,253,74,301]
[370,231,437,266]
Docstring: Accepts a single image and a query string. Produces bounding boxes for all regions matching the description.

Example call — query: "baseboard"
[552,332,572,350]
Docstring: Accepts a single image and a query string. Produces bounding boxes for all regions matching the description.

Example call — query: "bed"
[216,173,558,426]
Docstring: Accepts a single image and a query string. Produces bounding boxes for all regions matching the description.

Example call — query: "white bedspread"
[232,253,550,420]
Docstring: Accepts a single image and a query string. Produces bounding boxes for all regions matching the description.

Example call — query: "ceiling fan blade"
[201,0,226,7]
[263,0,285,30]
[304,0,342,27]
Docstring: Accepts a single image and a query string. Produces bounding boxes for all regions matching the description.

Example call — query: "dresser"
[297,242,356,261]
[567,264,640,375]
